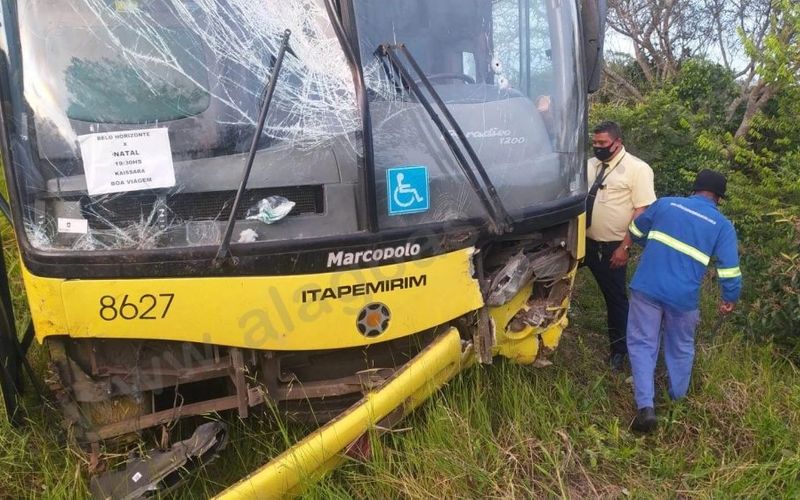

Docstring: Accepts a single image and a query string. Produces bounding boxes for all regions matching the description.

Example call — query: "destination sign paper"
[79,128,176,196]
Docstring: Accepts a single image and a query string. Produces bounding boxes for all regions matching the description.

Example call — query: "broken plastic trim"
[487,252,535,307]
[89,421,228,500]
[487,247,571,307]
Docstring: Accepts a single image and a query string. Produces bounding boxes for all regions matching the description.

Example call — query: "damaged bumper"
[216,327,467,499]
[490,261,578,365]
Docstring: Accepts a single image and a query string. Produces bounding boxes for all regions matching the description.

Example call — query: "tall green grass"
[299,272,800,498]
[0,215,89,499]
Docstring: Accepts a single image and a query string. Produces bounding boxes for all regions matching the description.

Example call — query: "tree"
[604,0,798,140]
[733,0,800,139]
[605,0,720,85]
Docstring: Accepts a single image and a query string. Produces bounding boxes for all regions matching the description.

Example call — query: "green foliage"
[593,51,800,351]
[703,85,800,350]
[740,214,800,349]
[745,0,800,87]
[591,63,724,197]
[0,407,89,498]
[673,59,738,127]
[733,86,800,183]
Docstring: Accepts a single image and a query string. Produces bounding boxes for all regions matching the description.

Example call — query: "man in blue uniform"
[625,170,742,433]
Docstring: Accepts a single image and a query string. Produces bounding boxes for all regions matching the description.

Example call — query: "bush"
[590,60,740,197]
[592,58,800,353]
[738,213,800,349]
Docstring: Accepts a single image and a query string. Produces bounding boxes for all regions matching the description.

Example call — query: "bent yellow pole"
[216,327,465,499]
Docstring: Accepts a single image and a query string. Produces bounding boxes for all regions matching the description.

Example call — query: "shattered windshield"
[352,0,586,228]
[3,0,585,255]
[7,0,363,251]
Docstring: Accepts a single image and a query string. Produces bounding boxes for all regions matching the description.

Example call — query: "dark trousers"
[585,238,629,356]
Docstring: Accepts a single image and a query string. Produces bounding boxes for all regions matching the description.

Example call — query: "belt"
[586,238,622,249]
[586,238,623,263]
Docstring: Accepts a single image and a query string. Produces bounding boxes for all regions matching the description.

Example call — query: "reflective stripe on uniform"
[717,266,742,279]
[629,221,644,237]
[647,230,711,266]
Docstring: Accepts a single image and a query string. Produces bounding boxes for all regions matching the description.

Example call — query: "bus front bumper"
[216,326,469,499]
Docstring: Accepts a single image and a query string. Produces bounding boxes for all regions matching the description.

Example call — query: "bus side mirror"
[581,0,606,93]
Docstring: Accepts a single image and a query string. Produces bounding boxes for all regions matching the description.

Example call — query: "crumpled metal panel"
[90,421,227,500]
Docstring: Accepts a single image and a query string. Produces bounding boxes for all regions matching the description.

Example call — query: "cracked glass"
[3,0,586,254]
[8,0,363,251]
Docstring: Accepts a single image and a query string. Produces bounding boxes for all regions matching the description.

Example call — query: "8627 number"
[99,293,175,321]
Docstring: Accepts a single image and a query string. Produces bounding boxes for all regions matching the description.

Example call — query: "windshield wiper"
[377,43,513,235]
[214,29,292,268]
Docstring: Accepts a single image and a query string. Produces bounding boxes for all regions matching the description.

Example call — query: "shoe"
[631,407,657,433]
[609,352,626,372]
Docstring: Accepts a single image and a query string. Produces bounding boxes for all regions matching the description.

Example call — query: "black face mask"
[593,145,615,162]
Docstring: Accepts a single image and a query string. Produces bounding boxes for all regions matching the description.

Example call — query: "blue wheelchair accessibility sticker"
[387,166,429,215]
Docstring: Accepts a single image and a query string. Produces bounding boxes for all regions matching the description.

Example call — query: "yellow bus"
[0,0,604,496]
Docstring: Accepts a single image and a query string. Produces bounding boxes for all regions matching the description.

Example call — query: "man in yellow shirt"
[586,121,656,371]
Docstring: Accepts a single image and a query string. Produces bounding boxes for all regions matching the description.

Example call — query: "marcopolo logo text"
[327,243,422,268]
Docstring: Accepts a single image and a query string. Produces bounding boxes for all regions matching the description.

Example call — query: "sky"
[603,27,750,74]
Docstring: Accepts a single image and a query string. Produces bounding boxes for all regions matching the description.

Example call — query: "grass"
[0,245,799,497]
[297,272,800,498]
